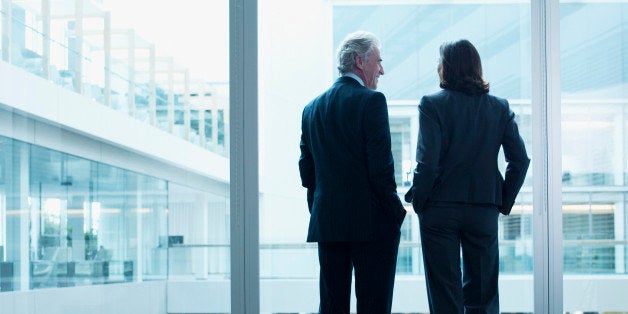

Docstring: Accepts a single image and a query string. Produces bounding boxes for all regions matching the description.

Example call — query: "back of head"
[336,31,381,75]
[438,39,489,96]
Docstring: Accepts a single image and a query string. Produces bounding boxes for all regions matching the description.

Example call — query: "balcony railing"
[0,0,228,156]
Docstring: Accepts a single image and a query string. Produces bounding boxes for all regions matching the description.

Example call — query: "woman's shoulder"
[422,89,448,100]
[484,93,508,104]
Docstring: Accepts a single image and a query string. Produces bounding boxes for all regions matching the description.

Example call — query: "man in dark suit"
[405,39,530,313]
[299,31,407,314]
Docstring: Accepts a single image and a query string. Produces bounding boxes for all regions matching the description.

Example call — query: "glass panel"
[10,3,45,77]
[560,2,628,312]
[167,183,229,280]
[0,137,26,292]
[260,1,532,313]
[28,146,71,289]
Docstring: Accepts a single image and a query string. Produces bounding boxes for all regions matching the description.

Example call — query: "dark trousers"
[418,203,499,314]
[317,225,400,314]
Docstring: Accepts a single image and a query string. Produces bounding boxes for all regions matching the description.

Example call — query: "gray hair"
[337,31,381,75]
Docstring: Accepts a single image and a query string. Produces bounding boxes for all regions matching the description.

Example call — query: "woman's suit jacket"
[405,89,530,215]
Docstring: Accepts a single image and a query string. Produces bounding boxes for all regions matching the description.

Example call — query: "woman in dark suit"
[405,39,530,313]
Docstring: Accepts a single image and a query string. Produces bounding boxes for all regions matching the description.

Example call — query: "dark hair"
[438,39,489,95]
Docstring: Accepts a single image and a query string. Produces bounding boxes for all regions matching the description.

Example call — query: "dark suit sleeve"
[408,97,441,212]
[364,92,406,225]
[299,109,315,213]
[500,105,530,215]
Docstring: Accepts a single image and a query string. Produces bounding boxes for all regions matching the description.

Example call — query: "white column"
[41,0,50,80]
[149,44,156,126]
[74,0,83,94]
[193,193,209,279]
[167,59,174,133]
[184,70,191,140]
[199,109,206,147]
[532,0,563,313]
[19,144,29,291]
[103,12,111,107]
[2,0,12,62]
[127,29,136,117]
[211,89,219,148]
[231,0,259,312]
[136,176,143,281]
[224,99,230,156]
[613,108,624,185]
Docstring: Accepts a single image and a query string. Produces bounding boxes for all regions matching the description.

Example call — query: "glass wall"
[560,1,628,312]
[0,136,165,290]
[259,1,532,312]
[0,134,230,295]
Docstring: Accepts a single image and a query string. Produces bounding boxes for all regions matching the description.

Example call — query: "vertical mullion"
[532,0,563,313]
[230,0,259,313]
[531,0,549,311]
[546,0,563,311]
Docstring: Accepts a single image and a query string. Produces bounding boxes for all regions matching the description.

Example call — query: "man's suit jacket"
[405,89,530,215]
[299,76,406,243]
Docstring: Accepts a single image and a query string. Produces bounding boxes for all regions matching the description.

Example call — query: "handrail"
[167,239,628,249]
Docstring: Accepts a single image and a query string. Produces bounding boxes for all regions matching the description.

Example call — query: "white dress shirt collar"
[343,72,365,87]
